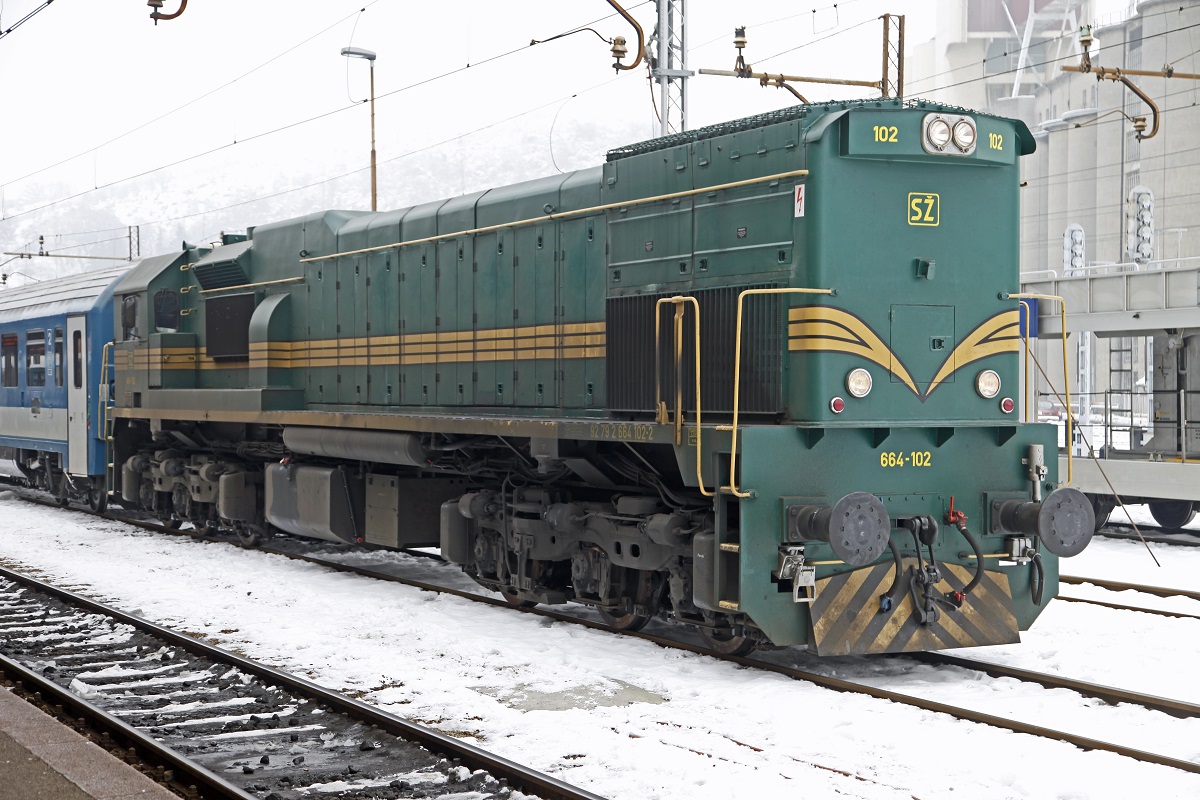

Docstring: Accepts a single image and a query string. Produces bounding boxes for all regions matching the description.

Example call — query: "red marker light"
[830,397,845,413]
[1000,397,1015,414]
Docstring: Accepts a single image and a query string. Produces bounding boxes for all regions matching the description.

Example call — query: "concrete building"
[908,0,1200,273]
[907,0,1200,464]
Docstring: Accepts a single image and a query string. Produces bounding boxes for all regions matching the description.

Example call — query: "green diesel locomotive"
[107,99,1093,655]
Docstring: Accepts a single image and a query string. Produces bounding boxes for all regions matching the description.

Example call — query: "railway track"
[11,493,1200,777]
[0,653,254,800]
[1097,521,1200,547]
[1057,574,1200,620]
[0,564,605,800]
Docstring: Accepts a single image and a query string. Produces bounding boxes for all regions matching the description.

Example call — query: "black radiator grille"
[606,285,782,416]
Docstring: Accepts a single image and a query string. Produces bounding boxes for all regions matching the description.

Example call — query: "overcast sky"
[0,0,1131,266]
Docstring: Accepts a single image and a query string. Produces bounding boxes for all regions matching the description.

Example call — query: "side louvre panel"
[605,284,782,416]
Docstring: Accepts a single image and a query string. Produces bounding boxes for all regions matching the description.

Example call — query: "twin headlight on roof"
[922,113,977,156]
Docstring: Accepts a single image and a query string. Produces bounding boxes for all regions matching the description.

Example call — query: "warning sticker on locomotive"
[907,192,939,226]
[794,185,806,217]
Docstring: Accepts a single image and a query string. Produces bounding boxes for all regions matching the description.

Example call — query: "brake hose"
[940,518,985,608]
[1028,549,1045,606]
[879,538,906,612]
[957,522,986,596]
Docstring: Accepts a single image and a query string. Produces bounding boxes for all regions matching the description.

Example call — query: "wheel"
[1148,501,1196,531]
[699,626,758,657]
[236,527,263,547]
[87,484,108,513]
[597,569,661,632]
[1086,493,1115,532]
[598,605,652,632]
[500,589,537,609]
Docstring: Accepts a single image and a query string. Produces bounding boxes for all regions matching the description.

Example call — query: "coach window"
[154,289,180,332]
[54,328,64,387]
[73,331,83,389]
[1,334,17,387]
[26,330,45,387]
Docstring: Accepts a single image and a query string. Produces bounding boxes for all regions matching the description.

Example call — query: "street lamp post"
[341,46,378,212]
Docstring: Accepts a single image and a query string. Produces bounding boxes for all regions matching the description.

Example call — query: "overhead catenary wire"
[13,4,1198,250]
[0,2,382,192]
[133,78,622,231]
[0,3,1041,236]
[0,0,54,43]
[0,3,653,229]
[903,1,1197,94]
[913,16,1200,100]
[689,0,865,52]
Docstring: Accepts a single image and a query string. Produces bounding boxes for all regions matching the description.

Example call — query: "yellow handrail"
[1018,299,1032,422]
[199,276,304,295]
[726,287,834,498]
[1007,291,1073,486]
[99,342,114,429]
[653,296,711,497]
[99,341,115,494]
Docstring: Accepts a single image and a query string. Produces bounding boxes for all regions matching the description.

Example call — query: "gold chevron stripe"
[925,310,1021,396]
[787,307,920,396]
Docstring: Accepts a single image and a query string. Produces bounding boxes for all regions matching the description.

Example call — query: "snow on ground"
[1,492,1198,800]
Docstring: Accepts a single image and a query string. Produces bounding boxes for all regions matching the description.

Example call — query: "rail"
[0,653,256,799]
[17,503,1200,778]
[0,564,608,800]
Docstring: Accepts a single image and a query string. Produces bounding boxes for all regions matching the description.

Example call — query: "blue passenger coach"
[0,266,130,507]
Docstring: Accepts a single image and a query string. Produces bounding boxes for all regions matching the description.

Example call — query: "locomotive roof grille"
[605,98,983,162]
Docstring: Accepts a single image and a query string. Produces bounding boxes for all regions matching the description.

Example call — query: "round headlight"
[846,368,873,398]
[976,370,1001,399]
[952,119,976,150]
[927,118,952,149]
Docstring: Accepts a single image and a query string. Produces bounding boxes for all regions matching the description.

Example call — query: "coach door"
[66,316,88,475]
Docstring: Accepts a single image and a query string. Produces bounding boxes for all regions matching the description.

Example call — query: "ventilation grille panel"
[606,285,782,416]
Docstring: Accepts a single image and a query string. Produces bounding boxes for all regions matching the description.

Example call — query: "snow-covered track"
[1097,522,1200,547]
[1056,575,1200,618]
[1059,574,1200,602]
[0,652,255,800]
[910,652,1200,719]
[0,565,606,800]
[16,494,1200,777]
[173,547,1200,775]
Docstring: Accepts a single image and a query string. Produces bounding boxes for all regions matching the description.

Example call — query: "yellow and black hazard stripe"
[808,560,1019,656]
